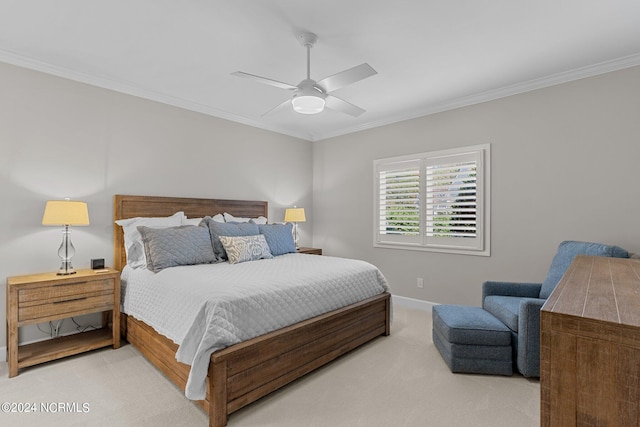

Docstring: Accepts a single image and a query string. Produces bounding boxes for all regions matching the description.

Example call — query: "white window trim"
[373,144,491,256]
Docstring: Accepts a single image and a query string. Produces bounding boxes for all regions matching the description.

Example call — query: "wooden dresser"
[540,255,640,426]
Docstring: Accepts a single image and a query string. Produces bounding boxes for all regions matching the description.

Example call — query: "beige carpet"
[0,305,539,426]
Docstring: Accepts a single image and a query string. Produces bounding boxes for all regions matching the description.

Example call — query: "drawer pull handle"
[53,297,87,304]
[53,282,84,287]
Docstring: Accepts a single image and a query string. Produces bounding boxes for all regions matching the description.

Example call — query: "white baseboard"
[392,295,437,311]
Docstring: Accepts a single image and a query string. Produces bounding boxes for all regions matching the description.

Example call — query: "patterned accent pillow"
[218,235,273,264]
[257,223,296,256]
[207,221,260,261]
[138,225,216,272]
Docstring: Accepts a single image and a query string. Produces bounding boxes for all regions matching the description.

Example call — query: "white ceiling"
[1,1,640,141]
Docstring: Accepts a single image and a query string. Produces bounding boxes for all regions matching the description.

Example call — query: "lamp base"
[56,226,77,275]
[293,223,300,249]
[57,262,76,275]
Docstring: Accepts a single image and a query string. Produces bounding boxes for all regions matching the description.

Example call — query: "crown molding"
[0,49,313,141]
[313,53,640,141]
[2,48,639,142]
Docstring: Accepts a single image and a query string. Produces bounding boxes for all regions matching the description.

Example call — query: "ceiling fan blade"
[231,71,297,90]
[261,98,292,116]
[325,95,366,117]
[318,63,377,93]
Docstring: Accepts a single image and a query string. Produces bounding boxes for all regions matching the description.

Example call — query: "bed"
[113,195,391,427]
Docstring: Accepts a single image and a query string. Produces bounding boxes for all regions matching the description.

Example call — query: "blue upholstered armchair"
[482,241,629,377]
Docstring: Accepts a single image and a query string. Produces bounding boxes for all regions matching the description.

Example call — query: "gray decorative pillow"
[218,235,273,264]
[115,212,184,269]
[257,222,296,256]
[138,225,215,272]
[208,221,260,261]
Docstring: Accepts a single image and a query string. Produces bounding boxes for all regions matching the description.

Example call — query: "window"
[374,144,490,256]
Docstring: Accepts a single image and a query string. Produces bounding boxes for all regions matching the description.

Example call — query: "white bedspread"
[120,253,390,400]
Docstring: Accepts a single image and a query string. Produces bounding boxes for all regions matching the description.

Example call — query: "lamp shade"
[284,207,306,223]
[42,200,90,226]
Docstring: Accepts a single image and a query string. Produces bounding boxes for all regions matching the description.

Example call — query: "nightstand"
[6,268,120,377]
[297,247,322,255]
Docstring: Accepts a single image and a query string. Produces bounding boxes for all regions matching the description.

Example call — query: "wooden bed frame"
[113,195,391,427]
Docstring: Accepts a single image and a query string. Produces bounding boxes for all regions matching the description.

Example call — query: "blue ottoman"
[432,304,513,376]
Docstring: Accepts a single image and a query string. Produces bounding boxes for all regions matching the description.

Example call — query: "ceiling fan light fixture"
[292,84,326,114]
[292,93,325,114]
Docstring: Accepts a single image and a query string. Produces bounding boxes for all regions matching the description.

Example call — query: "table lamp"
[284,207,306,248]
[42,199,90,275]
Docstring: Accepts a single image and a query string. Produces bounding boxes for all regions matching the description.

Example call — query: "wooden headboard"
[113,195,268,271]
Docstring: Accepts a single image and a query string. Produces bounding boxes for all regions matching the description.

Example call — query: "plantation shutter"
[376,159,421,244]
[425,150,483,250]
[373,144,489,256]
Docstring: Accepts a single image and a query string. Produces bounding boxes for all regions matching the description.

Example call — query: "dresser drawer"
[18,278,114,304]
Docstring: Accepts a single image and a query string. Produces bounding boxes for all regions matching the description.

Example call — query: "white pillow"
[182,213,224,226]
[115,212,184,268]
[182,217,202,226]
[223,212,267,224]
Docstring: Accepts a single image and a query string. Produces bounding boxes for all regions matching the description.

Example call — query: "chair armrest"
[517,298,547,377]
[482,281,542,301]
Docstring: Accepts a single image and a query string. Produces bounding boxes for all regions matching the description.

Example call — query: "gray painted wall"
[0,62,312,348]
[313,66,640,306]
[2,60,639,355]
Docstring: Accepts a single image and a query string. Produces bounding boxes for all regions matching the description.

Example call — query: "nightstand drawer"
[18,278,114,304]
[297,247,322,255]
[18,292,114,323]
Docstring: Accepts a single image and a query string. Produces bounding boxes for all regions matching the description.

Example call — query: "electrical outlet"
[417,277,424,289]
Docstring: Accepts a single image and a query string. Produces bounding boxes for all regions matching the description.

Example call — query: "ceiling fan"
[232,32,377,117]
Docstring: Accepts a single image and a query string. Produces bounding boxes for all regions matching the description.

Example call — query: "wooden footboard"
[122,313,210,411]
[122,292,390,426]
